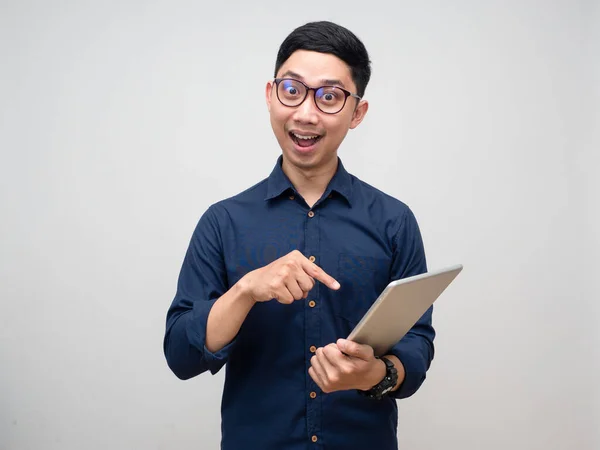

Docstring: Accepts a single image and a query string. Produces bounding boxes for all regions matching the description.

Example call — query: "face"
[266,50,368,173]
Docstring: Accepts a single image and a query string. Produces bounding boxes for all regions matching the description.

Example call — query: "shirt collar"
[265,155,353,206]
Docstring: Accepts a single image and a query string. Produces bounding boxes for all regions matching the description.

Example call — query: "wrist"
[234,276,257,306]
[361,357,387,391]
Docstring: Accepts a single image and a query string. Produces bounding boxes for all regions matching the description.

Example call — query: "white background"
[1,1,598,449]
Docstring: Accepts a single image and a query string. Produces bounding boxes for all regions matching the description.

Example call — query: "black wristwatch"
[358,356,398,400]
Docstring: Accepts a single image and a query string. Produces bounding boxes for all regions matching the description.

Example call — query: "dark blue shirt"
[164,157,435,450]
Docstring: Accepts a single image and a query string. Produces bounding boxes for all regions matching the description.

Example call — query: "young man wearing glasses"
[164,21,434,450]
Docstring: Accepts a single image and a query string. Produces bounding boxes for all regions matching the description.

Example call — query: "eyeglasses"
[273,78,361,115]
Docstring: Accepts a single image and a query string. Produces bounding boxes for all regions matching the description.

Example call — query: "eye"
[317,88,342,103]
[282,80,301,96]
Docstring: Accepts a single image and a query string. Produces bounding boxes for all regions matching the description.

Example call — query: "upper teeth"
[293,132,319,140]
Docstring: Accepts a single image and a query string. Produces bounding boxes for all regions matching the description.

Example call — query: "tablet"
[346,264,463,356]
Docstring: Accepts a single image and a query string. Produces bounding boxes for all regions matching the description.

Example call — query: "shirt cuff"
[185,297,236,375]
[389,339,427,399]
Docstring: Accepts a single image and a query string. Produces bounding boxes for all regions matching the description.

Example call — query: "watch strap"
[358,356,398,400]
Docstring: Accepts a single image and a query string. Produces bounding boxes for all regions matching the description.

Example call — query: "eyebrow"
[280,70,347,89]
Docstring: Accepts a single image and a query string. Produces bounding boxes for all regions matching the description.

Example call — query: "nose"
[292,92,319,125]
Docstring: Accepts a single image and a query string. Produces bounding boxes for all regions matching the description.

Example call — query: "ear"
[265,80,274,112]
[349,100,369,129]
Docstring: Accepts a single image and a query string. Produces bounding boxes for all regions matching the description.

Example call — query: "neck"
[281,155,338,208]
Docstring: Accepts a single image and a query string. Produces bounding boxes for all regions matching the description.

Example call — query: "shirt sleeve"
[163,205,235,380]
[387,207,436,399]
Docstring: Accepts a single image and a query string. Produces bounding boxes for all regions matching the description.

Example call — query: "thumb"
[337,339,371,360]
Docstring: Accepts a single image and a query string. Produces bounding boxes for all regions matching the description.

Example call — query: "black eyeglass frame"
[273,77,362,115]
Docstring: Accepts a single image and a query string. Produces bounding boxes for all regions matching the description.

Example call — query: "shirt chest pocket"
[332,253,391,325]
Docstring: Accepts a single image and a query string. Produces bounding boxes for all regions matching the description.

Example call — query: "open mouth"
[289,131,323,148]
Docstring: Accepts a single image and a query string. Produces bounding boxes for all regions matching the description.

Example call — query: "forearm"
[164,281,255,379]
[388,326,435,398]
[205,280,256,353]
[164,312,210,379]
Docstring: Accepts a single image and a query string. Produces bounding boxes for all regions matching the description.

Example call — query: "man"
[164,21,435,450]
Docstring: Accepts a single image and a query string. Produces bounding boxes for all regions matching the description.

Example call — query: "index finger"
[301,258,340,290]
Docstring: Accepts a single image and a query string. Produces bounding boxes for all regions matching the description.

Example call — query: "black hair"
[274,21,372,98]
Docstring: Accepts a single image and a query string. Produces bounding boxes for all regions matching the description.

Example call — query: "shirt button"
[308,300,316,308]
[308,210,315,218]
[289,195,295,200]
[312,435,318,443]
[309,345,316,353]
[308,255,316,263]
[310,391,317,399]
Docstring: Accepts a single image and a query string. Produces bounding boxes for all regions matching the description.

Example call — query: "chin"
[283,149,315,166]
[284,148,336,171]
